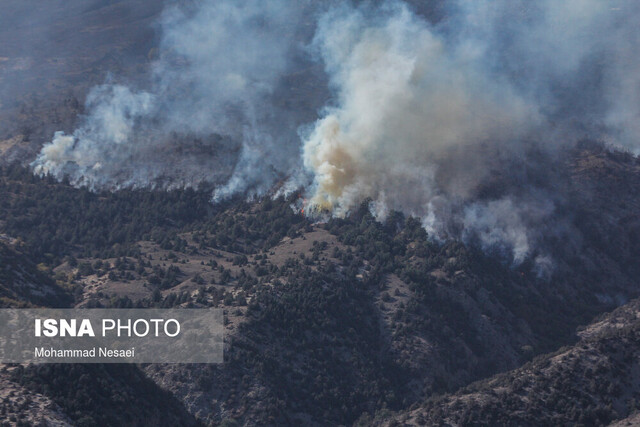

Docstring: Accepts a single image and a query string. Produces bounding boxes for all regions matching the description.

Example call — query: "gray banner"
[0,309,223,363]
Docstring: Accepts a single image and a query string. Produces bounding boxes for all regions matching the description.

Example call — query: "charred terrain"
[1,0,640,426]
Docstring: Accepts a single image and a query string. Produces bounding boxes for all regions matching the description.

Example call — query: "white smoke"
[299,0,640,263]
[461,198,555,265]
[449,0,640,151]
[33,84,155,188]
[302,1,537,212]
[32,0,312,191]
[30,0,640,264]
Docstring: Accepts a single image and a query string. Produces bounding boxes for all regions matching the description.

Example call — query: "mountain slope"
[0,240,71,307]
[0,366,72,426]
[377,298,640,426]
[0,0,162,161]
[11,364,202,427]
[0,144,638,425]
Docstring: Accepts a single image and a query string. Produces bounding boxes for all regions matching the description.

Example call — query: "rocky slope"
[0,366,72,427]
[0,241,71,307]
[376,298,640,426]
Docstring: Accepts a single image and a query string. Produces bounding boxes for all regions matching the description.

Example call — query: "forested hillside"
[0,143,639,425]
[376,299,640,426]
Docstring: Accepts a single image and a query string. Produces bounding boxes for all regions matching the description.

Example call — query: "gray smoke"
[300,0,640,265]
[31,0,640,265]
[33,0,315,192]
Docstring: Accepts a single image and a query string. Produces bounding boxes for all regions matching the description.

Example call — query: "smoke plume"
[33,0,315,192]
[300,0,640,264]
[30,0,640,264]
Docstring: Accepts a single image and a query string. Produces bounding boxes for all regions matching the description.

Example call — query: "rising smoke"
[33,0,315,192]
[300,0,640,265]
[31,0,640,265]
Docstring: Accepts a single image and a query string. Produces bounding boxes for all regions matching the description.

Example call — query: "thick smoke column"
[301,0,640,264]
[31,0,640,265]
[303,1,537,213]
